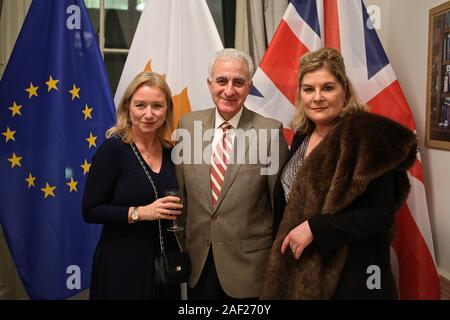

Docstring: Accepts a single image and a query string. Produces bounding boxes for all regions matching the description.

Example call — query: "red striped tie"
[211,122,233,206]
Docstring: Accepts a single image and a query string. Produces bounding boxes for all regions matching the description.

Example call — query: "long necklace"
[137,142,156,160]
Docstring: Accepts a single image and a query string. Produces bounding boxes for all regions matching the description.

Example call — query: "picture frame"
[426,1,450,150]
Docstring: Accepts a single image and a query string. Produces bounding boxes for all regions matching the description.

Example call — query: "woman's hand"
[136,196,183,221]
[281,220,314,260]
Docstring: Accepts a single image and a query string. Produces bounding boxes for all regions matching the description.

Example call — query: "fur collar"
[261,111,417,299]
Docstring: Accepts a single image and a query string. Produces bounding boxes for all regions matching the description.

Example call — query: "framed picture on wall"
[426,1,450,150]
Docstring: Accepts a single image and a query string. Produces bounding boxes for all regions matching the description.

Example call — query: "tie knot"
[220,122,232,132]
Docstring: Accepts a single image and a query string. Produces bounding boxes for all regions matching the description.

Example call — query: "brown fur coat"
[261,111,417,299]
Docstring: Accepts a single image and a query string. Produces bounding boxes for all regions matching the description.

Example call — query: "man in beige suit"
[174,49,288,299]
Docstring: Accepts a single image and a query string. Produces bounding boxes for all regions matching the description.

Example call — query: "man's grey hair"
[208,48,254,81]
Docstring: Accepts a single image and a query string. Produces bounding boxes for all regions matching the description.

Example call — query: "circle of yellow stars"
[3,75,98,199]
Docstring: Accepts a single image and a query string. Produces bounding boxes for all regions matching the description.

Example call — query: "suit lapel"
[200,110,215,213]
[213,107,254,213]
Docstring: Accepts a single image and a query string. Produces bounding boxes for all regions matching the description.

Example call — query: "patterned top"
[280,135,310,201]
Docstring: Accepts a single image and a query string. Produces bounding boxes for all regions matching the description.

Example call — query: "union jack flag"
[246,0,440,299]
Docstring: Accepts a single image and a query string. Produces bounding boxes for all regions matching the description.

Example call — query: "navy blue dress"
[82,136,181,300]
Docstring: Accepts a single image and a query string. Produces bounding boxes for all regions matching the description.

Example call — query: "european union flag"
[0,0,115,299]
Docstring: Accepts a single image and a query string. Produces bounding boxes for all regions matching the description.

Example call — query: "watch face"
[132,208,139,221]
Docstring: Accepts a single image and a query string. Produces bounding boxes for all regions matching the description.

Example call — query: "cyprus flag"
[115,0,223,128]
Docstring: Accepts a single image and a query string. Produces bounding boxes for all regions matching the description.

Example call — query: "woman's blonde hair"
[291,48,367,134]
[106,71,174,146]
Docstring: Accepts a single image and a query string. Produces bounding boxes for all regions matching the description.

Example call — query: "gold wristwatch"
[131,206,139,222]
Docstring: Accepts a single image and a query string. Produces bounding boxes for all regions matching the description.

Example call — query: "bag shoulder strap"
[130,142,183,253]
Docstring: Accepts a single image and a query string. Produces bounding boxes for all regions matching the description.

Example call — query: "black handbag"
[131,143,191,286]
[154,250,191,286]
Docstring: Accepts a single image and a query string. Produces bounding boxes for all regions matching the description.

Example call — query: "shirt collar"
[214,107,243,129]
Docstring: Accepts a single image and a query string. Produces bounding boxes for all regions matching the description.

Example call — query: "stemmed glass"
[164,189,184,232]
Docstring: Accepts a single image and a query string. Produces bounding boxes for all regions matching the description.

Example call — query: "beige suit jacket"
[175,106,289,298]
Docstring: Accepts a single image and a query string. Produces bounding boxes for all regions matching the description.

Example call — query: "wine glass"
[164,189,184,232]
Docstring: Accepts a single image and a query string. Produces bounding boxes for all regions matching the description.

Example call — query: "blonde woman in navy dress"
[83,72,183,300]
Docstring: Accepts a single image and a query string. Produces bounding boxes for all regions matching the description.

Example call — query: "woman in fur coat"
[261,48,417,299]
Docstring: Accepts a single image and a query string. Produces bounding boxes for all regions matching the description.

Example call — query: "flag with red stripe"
[246,0,440,299]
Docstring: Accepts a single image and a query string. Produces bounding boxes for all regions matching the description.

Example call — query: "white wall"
[365,0,450,279]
